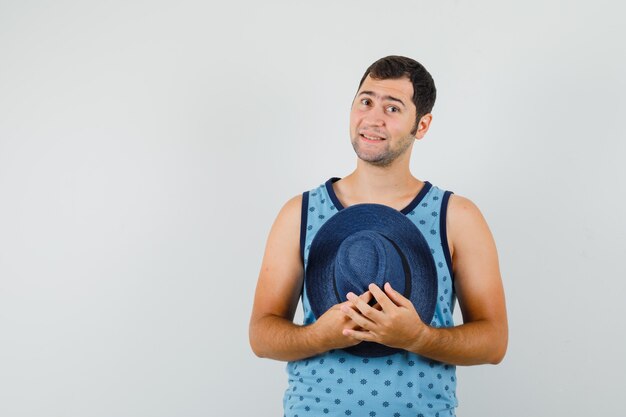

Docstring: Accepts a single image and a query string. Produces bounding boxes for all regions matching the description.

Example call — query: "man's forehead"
[358,75,414,102]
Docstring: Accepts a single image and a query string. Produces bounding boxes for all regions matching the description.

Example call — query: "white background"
[1,1,625,416]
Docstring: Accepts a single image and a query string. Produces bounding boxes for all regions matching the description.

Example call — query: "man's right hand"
[311,290,375,350]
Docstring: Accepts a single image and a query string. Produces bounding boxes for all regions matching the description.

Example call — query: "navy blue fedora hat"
[306,203,438,357]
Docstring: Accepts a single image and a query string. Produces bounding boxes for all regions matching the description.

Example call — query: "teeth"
[363,134,383,141]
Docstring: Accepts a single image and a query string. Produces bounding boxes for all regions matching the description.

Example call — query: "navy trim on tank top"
[325,177,343,211]
[400,181,432,215]
[441,190,455,282]
[300,191,309,264]
[324,177,433,213]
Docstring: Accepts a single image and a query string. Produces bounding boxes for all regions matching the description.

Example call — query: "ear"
[414,113,433,140]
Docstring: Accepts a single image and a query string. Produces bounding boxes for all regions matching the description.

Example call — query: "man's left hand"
[340,282,430,351]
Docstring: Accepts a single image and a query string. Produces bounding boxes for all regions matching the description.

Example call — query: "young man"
[249,55,508,416]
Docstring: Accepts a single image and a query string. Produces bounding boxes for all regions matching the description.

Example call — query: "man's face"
[349,75,420,167]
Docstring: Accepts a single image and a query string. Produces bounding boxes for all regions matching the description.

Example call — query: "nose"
[365,105,386,127]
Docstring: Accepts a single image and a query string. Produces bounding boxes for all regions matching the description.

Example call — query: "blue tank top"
[283,178,458,417]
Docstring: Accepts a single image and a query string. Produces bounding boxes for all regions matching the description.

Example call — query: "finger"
[360,290,378,307]
[367,283,396,311]
[358,290,374,305]
[341,291,372,312]
[383,282,413,309]
[340,303,376,330]
[346,291,385,322]
[342,328,376,342]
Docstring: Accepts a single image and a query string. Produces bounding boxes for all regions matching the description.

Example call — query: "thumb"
[384,282,412,308]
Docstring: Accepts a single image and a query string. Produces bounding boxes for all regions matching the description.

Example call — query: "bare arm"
[249,195,369,362]
[341,194,508,365]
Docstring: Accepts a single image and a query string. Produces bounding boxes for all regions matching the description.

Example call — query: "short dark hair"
[358,55,437,132]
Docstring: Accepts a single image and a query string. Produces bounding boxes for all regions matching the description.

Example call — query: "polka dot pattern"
[288,179,457,417]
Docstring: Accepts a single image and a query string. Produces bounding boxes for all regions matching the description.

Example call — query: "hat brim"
[305,203,438,357]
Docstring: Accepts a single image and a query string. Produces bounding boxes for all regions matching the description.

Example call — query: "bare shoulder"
[447,193,484,222]
[269,194,304,247]
[280,193,303,223]
[263,193,303,271]
[446,193,493,258]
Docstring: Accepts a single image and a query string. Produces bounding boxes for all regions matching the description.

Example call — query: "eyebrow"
[358,91,406,108]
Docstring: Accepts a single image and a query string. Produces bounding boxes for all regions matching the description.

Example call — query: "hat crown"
[334,230,407,300]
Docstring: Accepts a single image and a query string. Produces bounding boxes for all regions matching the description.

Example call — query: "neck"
[341,154,421,201]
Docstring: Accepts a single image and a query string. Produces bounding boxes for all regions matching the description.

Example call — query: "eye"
[386,105,399,113]
[360,98,371,106]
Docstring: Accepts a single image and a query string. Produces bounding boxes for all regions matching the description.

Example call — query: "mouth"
[359,132,386,142]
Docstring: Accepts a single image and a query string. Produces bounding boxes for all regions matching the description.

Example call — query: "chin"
[355,152,393,167]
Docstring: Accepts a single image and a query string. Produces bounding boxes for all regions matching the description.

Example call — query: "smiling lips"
[360,131,386,141]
